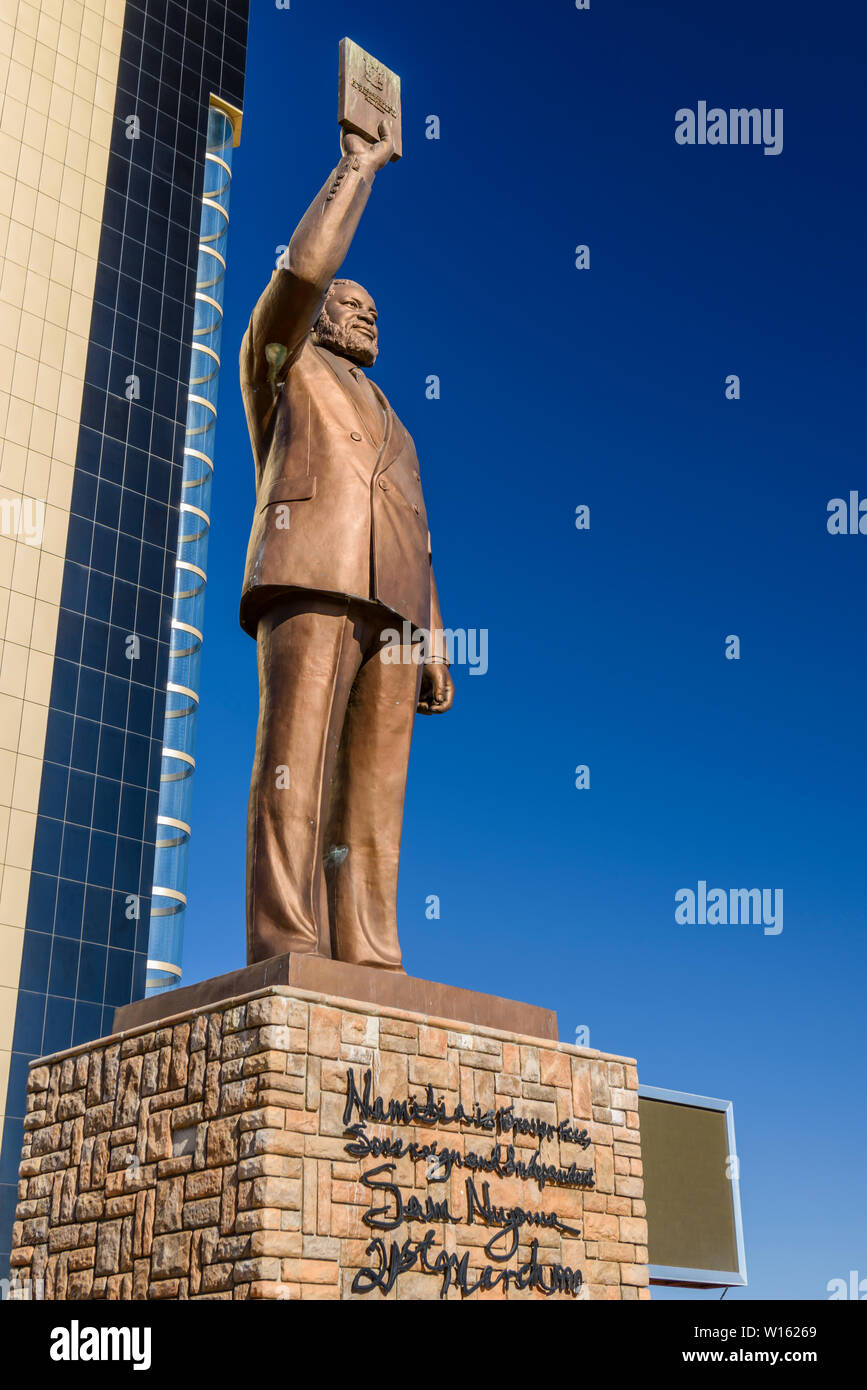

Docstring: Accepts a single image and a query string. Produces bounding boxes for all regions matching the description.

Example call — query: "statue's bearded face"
[314,281,379,367]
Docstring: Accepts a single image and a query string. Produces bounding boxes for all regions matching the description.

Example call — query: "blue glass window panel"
[87,568,113,619]
[6,1055,33,1113]
[123,733,149,786]
[95,480,121,530]
[71,468,98,516]
[42,996,75,1056]
[111,579,139,631]
[55,610,84,662]
[82,619,110,671]
[80,382,107,430]
[120,238,145,280]
[131,676,159,735]
[111,312,137,362]
[1,1121,26,1184]
[31,816,62,875]
[139,545,164,596]
[54,881,85,941]
[136,588,161,638]
[115,537,142,584]
[105,948,134,1007]
[60,822,90,880]
[51,660,79,715]
[104,393,130,443]
[146,738,163,785]
[37,762,67,817]
[48,937,80,997]
[120,488,145,539]
[71,719,99,771]
[144,496,170,543]
[99,223,123,267]
[127,402,152,450]
[148,456,172,501]
[164,259,188,303]
[151,416,175,463]
[97,723,125,774]
[119,783,146,839]
[101,678,129,732]
[157,333,182,377]
[67,514,94,566]
[25,875,57,934]
[94,262,119,306]
[110,896,137,951]
[93,778,121,834]
[77,666,104,722]
[43,712,73,765]
[67,769,95,826]
[12,992,45,1055]
[100,436,125,485]
[115,836,143,892]
[122,444,149,493]
[60,561,88,613]
[77,944,108,1004]
[89,302,115,348]
[91,523,120,575]
[18,932,51,993]
[72,1002,103,1048]
[88,831,117,889]
[135,911,151,955]
[83,886,112,944]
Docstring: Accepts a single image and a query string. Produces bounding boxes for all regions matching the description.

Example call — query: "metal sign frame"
[639,1084,748,1289]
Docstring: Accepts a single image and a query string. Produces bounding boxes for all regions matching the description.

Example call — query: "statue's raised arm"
[244,121,394,408]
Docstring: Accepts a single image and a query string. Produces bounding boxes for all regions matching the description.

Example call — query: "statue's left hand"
[340,120,394,172]
[417,663,454,715]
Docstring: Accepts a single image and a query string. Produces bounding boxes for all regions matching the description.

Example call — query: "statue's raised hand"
[340,120,394,172]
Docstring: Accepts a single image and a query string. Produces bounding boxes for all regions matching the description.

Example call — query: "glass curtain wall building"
[0,0,248,1276]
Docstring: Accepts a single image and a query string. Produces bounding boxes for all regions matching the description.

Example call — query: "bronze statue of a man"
[239,121,453,972]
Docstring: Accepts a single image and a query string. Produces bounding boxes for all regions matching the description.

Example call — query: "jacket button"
[378,477,389,490]
[350,431,363,441]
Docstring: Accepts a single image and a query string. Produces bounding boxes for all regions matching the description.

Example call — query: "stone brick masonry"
[9,986,650,1300]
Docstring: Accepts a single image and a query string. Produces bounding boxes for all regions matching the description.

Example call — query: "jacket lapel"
[372,397,404,478]
[318,347,387,448]
[316,346,405,476]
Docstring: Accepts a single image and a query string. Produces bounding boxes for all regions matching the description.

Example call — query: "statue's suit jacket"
[238,270,444,644]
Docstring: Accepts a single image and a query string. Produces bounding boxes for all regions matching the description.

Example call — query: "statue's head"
[313,279,378,368]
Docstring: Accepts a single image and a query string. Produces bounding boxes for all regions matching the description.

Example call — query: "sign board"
[639,1086,747,1288]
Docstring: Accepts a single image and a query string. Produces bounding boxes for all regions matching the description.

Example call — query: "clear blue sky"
[180,0,866,1300]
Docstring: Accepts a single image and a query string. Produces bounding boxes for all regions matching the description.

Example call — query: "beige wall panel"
[0,0,127,1156]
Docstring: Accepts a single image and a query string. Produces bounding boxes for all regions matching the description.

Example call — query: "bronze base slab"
[114,953,557,1040]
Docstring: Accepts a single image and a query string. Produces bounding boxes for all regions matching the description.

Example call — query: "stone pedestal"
[10,980,649,1300]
